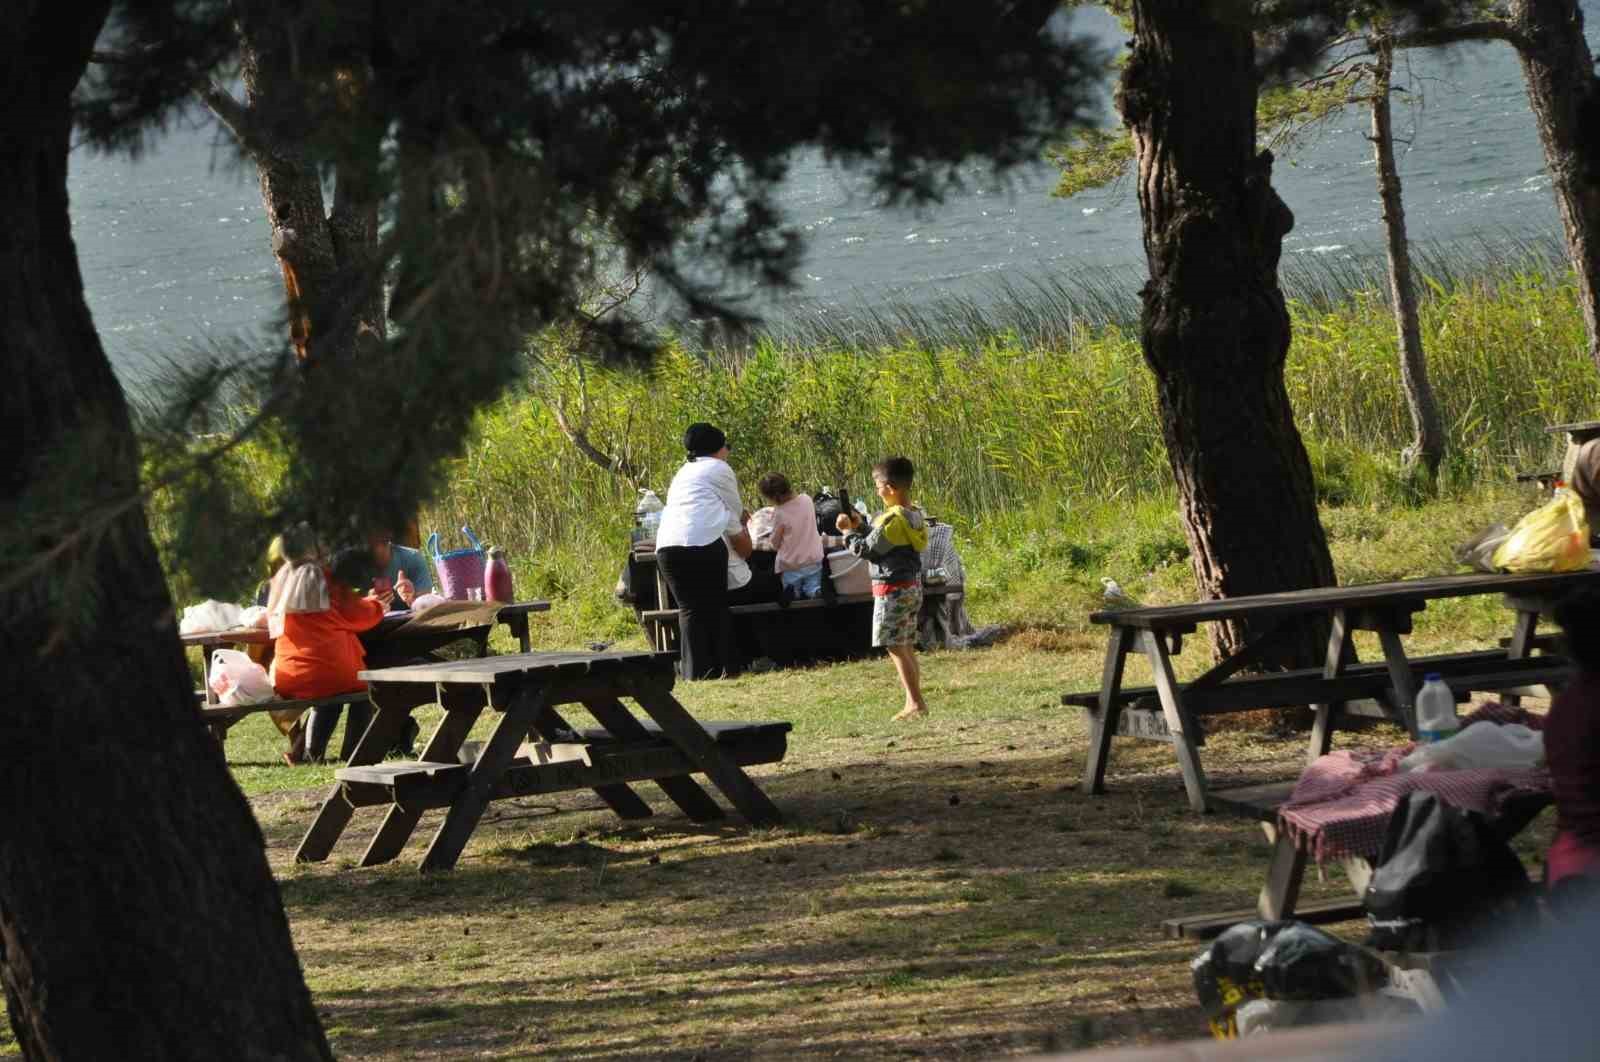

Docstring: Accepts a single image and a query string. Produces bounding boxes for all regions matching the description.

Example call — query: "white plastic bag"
[1400,722,1545,773]
[208,649,276,706]
[240,605,269,629]
[179,600,245,635]
[410,592,446,612]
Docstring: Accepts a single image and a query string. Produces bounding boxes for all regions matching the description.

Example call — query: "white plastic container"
[1414,672,1459,743]
[825,549,871,595]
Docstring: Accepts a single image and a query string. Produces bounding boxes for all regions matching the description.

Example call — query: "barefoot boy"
[837,457,929,721]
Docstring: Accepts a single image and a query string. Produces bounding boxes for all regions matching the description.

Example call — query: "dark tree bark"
[0,5,333,1058]
[1120,0,1336,664]
[1368,36,1446,477]
[1507,0,1600,371]
[200,18,385,363]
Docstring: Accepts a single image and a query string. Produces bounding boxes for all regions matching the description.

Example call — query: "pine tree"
[2,1,1102,1053]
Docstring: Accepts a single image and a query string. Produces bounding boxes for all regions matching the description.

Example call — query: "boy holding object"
[837,457,929,721]
[759,472,826,599]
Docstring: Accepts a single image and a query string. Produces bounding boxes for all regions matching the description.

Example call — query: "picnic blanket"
[1277,705,1552,863]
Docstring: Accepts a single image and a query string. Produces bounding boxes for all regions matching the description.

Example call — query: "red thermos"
[484,546,514,603]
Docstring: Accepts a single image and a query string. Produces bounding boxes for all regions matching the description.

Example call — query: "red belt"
[872,580,918,597]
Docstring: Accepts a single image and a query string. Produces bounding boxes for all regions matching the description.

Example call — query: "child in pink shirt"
[759,473,825,599]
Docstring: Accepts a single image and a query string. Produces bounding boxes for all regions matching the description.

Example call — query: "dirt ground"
[237,640,1461,1060]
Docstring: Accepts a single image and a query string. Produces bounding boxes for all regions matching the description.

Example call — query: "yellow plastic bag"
[1491,492,1592,573]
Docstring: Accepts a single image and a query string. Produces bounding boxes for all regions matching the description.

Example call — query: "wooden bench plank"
[197,690,368,723]
[1062,650,1569,714]
[1207,781,1297,821]
[336,723,790,811]
[1160,898,1367,940]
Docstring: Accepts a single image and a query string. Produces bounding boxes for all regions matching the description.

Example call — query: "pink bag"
[427,526,486,600]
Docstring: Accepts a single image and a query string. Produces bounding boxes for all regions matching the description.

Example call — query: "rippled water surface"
[69,5,1593,383]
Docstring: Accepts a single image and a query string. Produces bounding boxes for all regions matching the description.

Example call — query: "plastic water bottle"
[1415,673,1459,743]
[636,488,665,534]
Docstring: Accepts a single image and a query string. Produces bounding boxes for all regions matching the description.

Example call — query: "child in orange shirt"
[271,547,392,762]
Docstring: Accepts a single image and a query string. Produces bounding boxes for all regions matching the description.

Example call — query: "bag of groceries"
[1490,492,1591,573]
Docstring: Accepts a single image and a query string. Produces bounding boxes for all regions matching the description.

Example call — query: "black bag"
[813,488,852,538]
[1363,791,1532,951]
[1191,919,1284,1020]
[1254,923,1388,1001]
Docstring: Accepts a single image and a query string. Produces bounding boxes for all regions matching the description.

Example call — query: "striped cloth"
[1277,705,1552,863]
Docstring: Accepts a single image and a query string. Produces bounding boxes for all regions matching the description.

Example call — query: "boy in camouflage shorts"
[837,457,929,721]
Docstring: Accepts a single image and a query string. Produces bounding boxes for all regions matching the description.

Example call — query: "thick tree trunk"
[1120,0,1335,665]
[0,7,333,1058]
[1369,37,1446,477]
[1509,0,1600,369]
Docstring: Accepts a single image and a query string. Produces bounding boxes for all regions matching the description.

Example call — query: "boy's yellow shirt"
[873,504,928,552]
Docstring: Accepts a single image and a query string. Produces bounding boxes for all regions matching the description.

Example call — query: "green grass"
[394,242,1592,649]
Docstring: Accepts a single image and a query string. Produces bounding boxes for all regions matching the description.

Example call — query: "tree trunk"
[203,25,386,364]
[1509,0,1600,370]
[1369,36,1446,478]
[1120,0,1336,665]
[0,7,333,1058]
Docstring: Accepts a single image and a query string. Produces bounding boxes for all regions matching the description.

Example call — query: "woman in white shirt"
[654,423,751,678]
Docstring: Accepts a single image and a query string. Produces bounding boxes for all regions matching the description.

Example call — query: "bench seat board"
[1063,650,1570,716]
[336,723,789,810]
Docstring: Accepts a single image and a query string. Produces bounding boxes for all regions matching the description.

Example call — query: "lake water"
[70,5,1593,384]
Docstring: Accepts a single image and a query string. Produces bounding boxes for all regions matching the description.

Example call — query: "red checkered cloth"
[1276,705,1551,863]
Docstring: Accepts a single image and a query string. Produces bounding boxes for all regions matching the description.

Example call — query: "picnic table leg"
[1308,608,1354,764]
[295,684,429,863]
[1140,630,1209,814]
[1081,626,1135,796]
[627,677,783,827]
[1258,822,1307,920]
[533,703,657,821]
[420,684,554,872]
[1504,607,1539,707]
[1377,626,1419,737]
[503,610,533,653]
[581,698,724,822]
[358,682,489,867]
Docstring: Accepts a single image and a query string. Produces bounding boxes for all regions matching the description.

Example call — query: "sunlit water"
[69,5,1593,385]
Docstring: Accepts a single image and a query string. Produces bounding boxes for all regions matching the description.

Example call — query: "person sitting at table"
[250,533,307,760]
[367,527,434,610]
[1548,588,1600,916]
[271,545,392,764]
[726,511,781,607]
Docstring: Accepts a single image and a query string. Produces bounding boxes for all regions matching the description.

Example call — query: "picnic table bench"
[181,600,550,740]
[1065,571,1600,812]
[639,585,960,656]
[294,649,788,871]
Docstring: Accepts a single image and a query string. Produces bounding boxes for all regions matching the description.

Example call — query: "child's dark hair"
[757,472,792,501]
[873,456,915,490]
[1555,587,1600,674]
[330,546,377,590]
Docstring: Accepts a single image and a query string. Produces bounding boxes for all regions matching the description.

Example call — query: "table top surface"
[1089,569,1600,629]
[361,649,675,686]
[180,599,549,647]
[1546,420,1600,435]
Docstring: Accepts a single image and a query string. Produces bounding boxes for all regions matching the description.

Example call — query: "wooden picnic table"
[1068,570,1600,813]
[181,599,552,704]
[294,649,787,871]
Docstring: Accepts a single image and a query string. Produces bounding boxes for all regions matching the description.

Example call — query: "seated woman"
[1548,587,1600,916]
[270,545,392,764]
